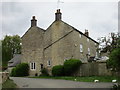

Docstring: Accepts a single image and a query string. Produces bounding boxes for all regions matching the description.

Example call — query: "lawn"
[30,76,120,82]
[2,79,18,89]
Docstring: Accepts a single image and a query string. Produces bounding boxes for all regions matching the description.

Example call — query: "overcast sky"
[1,0,119,41]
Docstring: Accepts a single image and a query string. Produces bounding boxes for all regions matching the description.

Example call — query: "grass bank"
[2,79,18,89]
[30,76,120,82]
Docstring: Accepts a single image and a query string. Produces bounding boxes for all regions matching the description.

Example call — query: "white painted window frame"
[80,44,83,53]
[47,60,51,66]
[88,48,90,55]
[30,62,36,70]
[79,34,82,38]
[87,38,89,42]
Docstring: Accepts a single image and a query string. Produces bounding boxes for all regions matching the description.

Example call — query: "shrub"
[10,68,16,77]
[11,63,29,77]
[52,65,64,76]
[64,59,82,76]
[40,68,49,76]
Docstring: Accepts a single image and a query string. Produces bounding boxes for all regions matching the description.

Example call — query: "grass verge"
[29,76,120,82]
[2,79,18,89]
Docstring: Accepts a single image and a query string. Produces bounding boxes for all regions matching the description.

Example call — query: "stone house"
[21,9,99,76]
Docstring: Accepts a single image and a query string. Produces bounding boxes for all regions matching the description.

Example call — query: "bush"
[64,59,82,76]
[52,65,64,76]
[40,68,49,76]
[11,63,29,77]
[10,68,16,76]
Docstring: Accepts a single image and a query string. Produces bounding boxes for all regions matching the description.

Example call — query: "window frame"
[80,44,83,53]
[79,34,82,38]
[30,62,36,70]
[88,48,90,55]
[87,38,89,42]
[47,60,51,66]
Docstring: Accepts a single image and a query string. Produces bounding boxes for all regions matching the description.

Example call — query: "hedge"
[52,65,64,76]
[11,63,29,77]
[64,59,82,76]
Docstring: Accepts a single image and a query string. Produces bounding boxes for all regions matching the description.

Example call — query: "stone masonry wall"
[22,26,45,76]
[0,72,9,84]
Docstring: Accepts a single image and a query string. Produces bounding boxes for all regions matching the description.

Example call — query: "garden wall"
[0,72,9,84]
[74,62,112,76]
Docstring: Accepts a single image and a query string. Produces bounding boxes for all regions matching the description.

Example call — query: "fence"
[74,61,112,76]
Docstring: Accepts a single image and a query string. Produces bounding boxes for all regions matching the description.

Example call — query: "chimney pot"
[55,9,62,21]
[85,29,89,36]
[31,16,37,27]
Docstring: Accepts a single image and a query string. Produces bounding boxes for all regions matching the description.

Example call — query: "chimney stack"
[85,29,89,36]
[55,9,62,21]
[31,16,37,27]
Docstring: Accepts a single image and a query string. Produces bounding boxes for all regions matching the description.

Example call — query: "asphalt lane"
[10,77,113,88]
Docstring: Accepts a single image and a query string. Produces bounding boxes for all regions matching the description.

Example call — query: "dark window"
[40,64,43,69]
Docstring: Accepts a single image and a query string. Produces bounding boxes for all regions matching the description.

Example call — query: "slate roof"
[8,54,21,67]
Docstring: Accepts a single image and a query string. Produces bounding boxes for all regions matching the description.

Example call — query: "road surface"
[10,77,113,88]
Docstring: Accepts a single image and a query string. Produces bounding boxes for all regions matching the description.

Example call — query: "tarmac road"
[10,77,113,88]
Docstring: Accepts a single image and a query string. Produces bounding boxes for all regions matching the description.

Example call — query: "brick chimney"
[85,29,89,36]
[55,9,62,21]
[31,16,37,27]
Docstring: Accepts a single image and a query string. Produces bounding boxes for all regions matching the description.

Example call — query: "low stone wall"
[74,62,112,76]
[0,72,9,84]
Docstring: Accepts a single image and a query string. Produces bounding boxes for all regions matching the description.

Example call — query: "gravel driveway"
[10,77,113,88]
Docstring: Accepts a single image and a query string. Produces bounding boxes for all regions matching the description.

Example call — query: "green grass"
[29,76,120,82]
[2,79,18,89]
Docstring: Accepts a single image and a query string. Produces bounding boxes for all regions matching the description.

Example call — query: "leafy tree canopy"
[2,35,21,68]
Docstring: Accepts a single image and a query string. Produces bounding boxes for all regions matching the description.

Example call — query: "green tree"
[107,37,120,71]
[2,35,21,69]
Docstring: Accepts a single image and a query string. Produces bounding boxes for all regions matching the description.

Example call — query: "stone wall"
[0,72,9,84]
[44,21,98,69]
[22,26,45,76]
[74,62,112,76]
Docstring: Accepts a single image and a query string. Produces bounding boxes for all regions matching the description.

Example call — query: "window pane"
[80,44,83,52]
[31,63,33,69]
[34,62,35,69]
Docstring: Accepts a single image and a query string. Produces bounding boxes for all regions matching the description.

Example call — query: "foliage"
[2,35,21,68]
[97,33,119,53]
[11,63,29,77]
[10,68,16,77]
[2,79,17,88]
[52,65,64,76]
[107,48,120,71]
[63,59,82,76]
[40,68,49,76]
